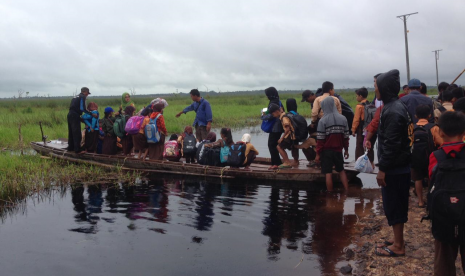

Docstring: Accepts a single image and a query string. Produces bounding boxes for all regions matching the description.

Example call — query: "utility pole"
[397,12,418,82]
[432,49,442,86]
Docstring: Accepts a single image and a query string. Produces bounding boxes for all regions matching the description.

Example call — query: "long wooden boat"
[31,141,362,183]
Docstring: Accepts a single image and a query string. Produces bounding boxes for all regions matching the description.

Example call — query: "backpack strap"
[433,148,448,164]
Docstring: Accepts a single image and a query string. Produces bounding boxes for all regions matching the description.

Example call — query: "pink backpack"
[124,116,145,135]
[163,140,180,159]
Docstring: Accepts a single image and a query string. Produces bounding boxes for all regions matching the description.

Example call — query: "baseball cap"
[408,78,421,88]
[301,90,314,102]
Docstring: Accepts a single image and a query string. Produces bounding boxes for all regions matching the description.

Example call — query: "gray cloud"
[0,0,464,97]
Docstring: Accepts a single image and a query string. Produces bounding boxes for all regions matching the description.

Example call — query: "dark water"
[0,126,381,275]
[0,175,380,276]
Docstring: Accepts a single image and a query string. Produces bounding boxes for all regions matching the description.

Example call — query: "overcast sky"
[0,0,463,98]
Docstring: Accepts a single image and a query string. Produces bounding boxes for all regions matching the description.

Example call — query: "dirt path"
[352,188,465,276]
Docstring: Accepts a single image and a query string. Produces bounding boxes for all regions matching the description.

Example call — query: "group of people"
[66,88,259,169]
[261,73,465,275]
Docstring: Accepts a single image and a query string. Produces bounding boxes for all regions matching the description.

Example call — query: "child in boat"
[315,96,350,191]
[204,128,234,166]
[101,107,118,155]
[147,102,168,160]
[238,133,259,170]
[97,119,105,154]
[164,134,181,161]
[269,102,298,169]
[120,106,135,156]
[82,102,99,153]
[178,126,197,164]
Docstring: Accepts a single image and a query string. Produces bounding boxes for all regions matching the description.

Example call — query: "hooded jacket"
[316,97,349,154]
[377,69,413,173]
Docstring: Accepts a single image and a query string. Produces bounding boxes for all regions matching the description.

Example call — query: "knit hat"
[104,107,114,113]
[241,133,251,143]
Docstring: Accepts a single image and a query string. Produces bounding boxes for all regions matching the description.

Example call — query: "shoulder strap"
[433,149,448,163]
[106,118,114,125]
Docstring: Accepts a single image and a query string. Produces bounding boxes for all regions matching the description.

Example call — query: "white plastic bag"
[354,151,373,173]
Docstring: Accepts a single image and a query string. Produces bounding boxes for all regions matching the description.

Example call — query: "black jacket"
[69,93,91,116]
[377,69,412,172]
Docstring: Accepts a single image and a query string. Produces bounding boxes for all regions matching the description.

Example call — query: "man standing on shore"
[176,89,212,141]
[67,87,96,154]
[375,69,413,257]
[401,78,434,123]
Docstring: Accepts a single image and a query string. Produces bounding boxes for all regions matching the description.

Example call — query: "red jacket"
[428,142,465,178]
[366,105,383,134]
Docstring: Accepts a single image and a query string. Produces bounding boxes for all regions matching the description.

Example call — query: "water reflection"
[2,176,379,276]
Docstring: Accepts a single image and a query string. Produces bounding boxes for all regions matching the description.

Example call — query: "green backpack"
[113,115,127,138]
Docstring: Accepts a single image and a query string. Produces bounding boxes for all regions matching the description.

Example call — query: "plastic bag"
[354,151,373,173]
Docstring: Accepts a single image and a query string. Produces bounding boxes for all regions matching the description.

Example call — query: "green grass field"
[0,89,438,149]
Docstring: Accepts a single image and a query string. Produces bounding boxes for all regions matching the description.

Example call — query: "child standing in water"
[82,102,100,153]
[315,96,350,191]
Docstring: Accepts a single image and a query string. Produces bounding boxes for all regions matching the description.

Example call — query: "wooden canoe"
[30,141,360,183]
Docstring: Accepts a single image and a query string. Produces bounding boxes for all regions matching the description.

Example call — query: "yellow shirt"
[311,93,342,122]
[352,99,367,134]
[244,143,259,165]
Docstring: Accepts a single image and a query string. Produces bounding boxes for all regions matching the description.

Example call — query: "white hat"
[241,133,251,143]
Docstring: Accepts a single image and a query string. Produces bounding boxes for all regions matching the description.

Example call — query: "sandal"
[278,164,292,169]
[268,166,278,170]
[376,241,394,248]
[375,247,405,257]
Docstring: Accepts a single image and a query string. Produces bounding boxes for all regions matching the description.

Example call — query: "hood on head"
[265,87,279,100]
[321,96,336,115]
[377,69,400,103]
[286,98,297,113]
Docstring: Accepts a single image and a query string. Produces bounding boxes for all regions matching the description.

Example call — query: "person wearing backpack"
[132,108,151,159]
[268,103,298,169]
[374,69,412,258]
[102,107,118,155]
[412,105,443,208]
[204,128,234,166]
[261,87,285,170]
[178,126,197,163]
[400,78,434,124]
[82,102,100,153]
[427,111,465,276]
[434,88,455,122]
[352,88,376,162]
[145,103,168,160]
[164,134,181,162]
[119,106,135,156]
[196,132,217,165]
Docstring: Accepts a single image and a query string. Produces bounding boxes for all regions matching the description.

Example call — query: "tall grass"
[0,152,139,207]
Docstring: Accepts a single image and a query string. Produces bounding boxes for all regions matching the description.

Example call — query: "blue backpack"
[220,145,230,164]
[145,114,162,143]
[261,101,283,133]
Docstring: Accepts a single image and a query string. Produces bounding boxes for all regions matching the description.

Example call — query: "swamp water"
[1,127,380,276]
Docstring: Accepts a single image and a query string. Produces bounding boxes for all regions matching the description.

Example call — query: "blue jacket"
[400,90,434,124]
[82,110,99,132]
[182,98,213,127]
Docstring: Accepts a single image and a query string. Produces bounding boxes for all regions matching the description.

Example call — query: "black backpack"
[411,123,437,171]
[196,141,210,165]
[362,102,377,130]
[206,147,221,166]
[428,145,465,244]
[183,134,197,154]
[286,112,308,142]
[228,143,247,167]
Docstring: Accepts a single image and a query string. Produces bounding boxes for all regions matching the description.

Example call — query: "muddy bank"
[351,188,465,276]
